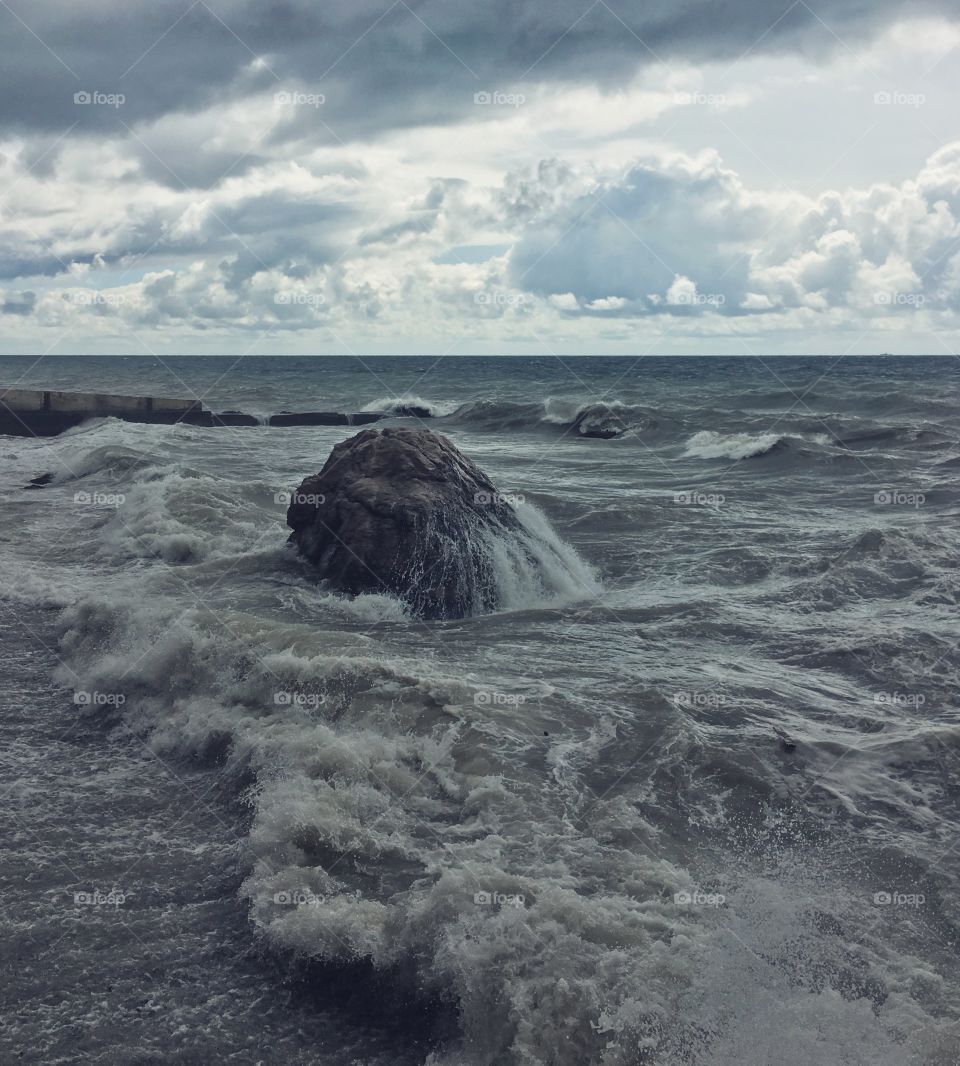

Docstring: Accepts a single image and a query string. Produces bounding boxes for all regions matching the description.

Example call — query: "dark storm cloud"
[0,0,949,140]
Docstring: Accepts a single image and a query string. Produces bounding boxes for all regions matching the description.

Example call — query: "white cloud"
[5,137,960,349]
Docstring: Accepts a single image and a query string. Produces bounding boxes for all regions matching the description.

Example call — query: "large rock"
[286,427,525,618]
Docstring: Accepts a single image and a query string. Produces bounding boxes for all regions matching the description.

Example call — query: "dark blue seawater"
[1,355,958,1064]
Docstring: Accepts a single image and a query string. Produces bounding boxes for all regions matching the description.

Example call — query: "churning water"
[1,355,958,1064]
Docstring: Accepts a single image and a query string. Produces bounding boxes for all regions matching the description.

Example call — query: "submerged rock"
[392,403,432,419]
[574,420,623,440]
[571,403,628,439]
[286,427,526,618]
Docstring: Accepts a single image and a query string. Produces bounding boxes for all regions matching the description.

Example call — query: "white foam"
[541,396,588,424]
[284,586,412,623]
[684,430,785,459]
[650,870,944,1066]
[50,573,956,1066]
[95,467,268,565]
[483,501,600,612]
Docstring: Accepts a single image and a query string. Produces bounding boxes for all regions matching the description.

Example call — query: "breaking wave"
[361,395,461,418]
[444,395,661,438]
[683,430,826,460]
[483,500,600,610]
[51,570,958,1064]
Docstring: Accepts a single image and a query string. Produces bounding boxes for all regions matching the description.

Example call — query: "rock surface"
[286,427,524,618]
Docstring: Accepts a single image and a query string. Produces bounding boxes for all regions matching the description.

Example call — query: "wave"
[482,500,600,610]
[31,442,158,485]
[52,590,946,1065]
[543,398,645,438]
[683,430,791,460]
[360,395,461,418]
[836,424,958,451]
[444,398,544,429]
[445,395,660,439]
[780,524,960,611]
[86,467,273,566]
[51,594,681,1062]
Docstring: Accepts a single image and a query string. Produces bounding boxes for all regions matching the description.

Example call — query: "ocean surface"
[1,354,958,1065]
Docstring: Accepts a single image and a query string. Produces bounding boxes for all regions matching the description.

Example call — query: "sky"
[0,0,959,356]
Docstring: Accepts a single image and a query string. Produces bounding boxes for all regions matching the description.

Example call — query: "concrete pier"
[0,388,212,436]
[0,387,433,437]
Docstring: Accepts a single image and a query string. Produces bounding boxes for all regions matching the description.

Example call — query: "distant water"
[1,355,958,1065]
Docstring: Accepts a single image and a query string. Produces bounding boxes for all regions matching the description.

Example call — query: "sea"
[0,354,958,1065]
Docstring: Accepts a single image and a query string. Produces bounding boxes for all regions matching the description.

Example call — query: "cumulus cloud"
[508,151,762,313]
[502,144,960,322]
[6,139,959,344]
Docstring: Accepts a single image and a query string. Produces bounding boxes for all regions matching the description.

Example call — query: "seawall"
[0,388,424,436]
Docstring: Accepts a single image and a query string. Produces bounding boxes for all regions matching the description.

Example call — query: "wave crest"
[360,395,461,417]
[684,430,789,459]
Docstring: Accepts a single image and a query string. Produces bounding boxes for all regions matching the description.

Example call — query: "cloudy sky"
[1,0,959,355]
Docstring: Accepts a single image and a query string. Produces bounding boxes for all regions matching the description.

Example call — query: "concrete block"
[0,388,45,411]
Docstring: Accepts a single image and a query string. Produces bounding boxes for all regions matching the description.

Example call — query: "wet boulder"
[286,427,524,618]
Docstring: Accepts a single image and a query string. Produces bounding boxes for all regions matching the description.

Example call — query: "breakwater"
[0,388,427,436]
